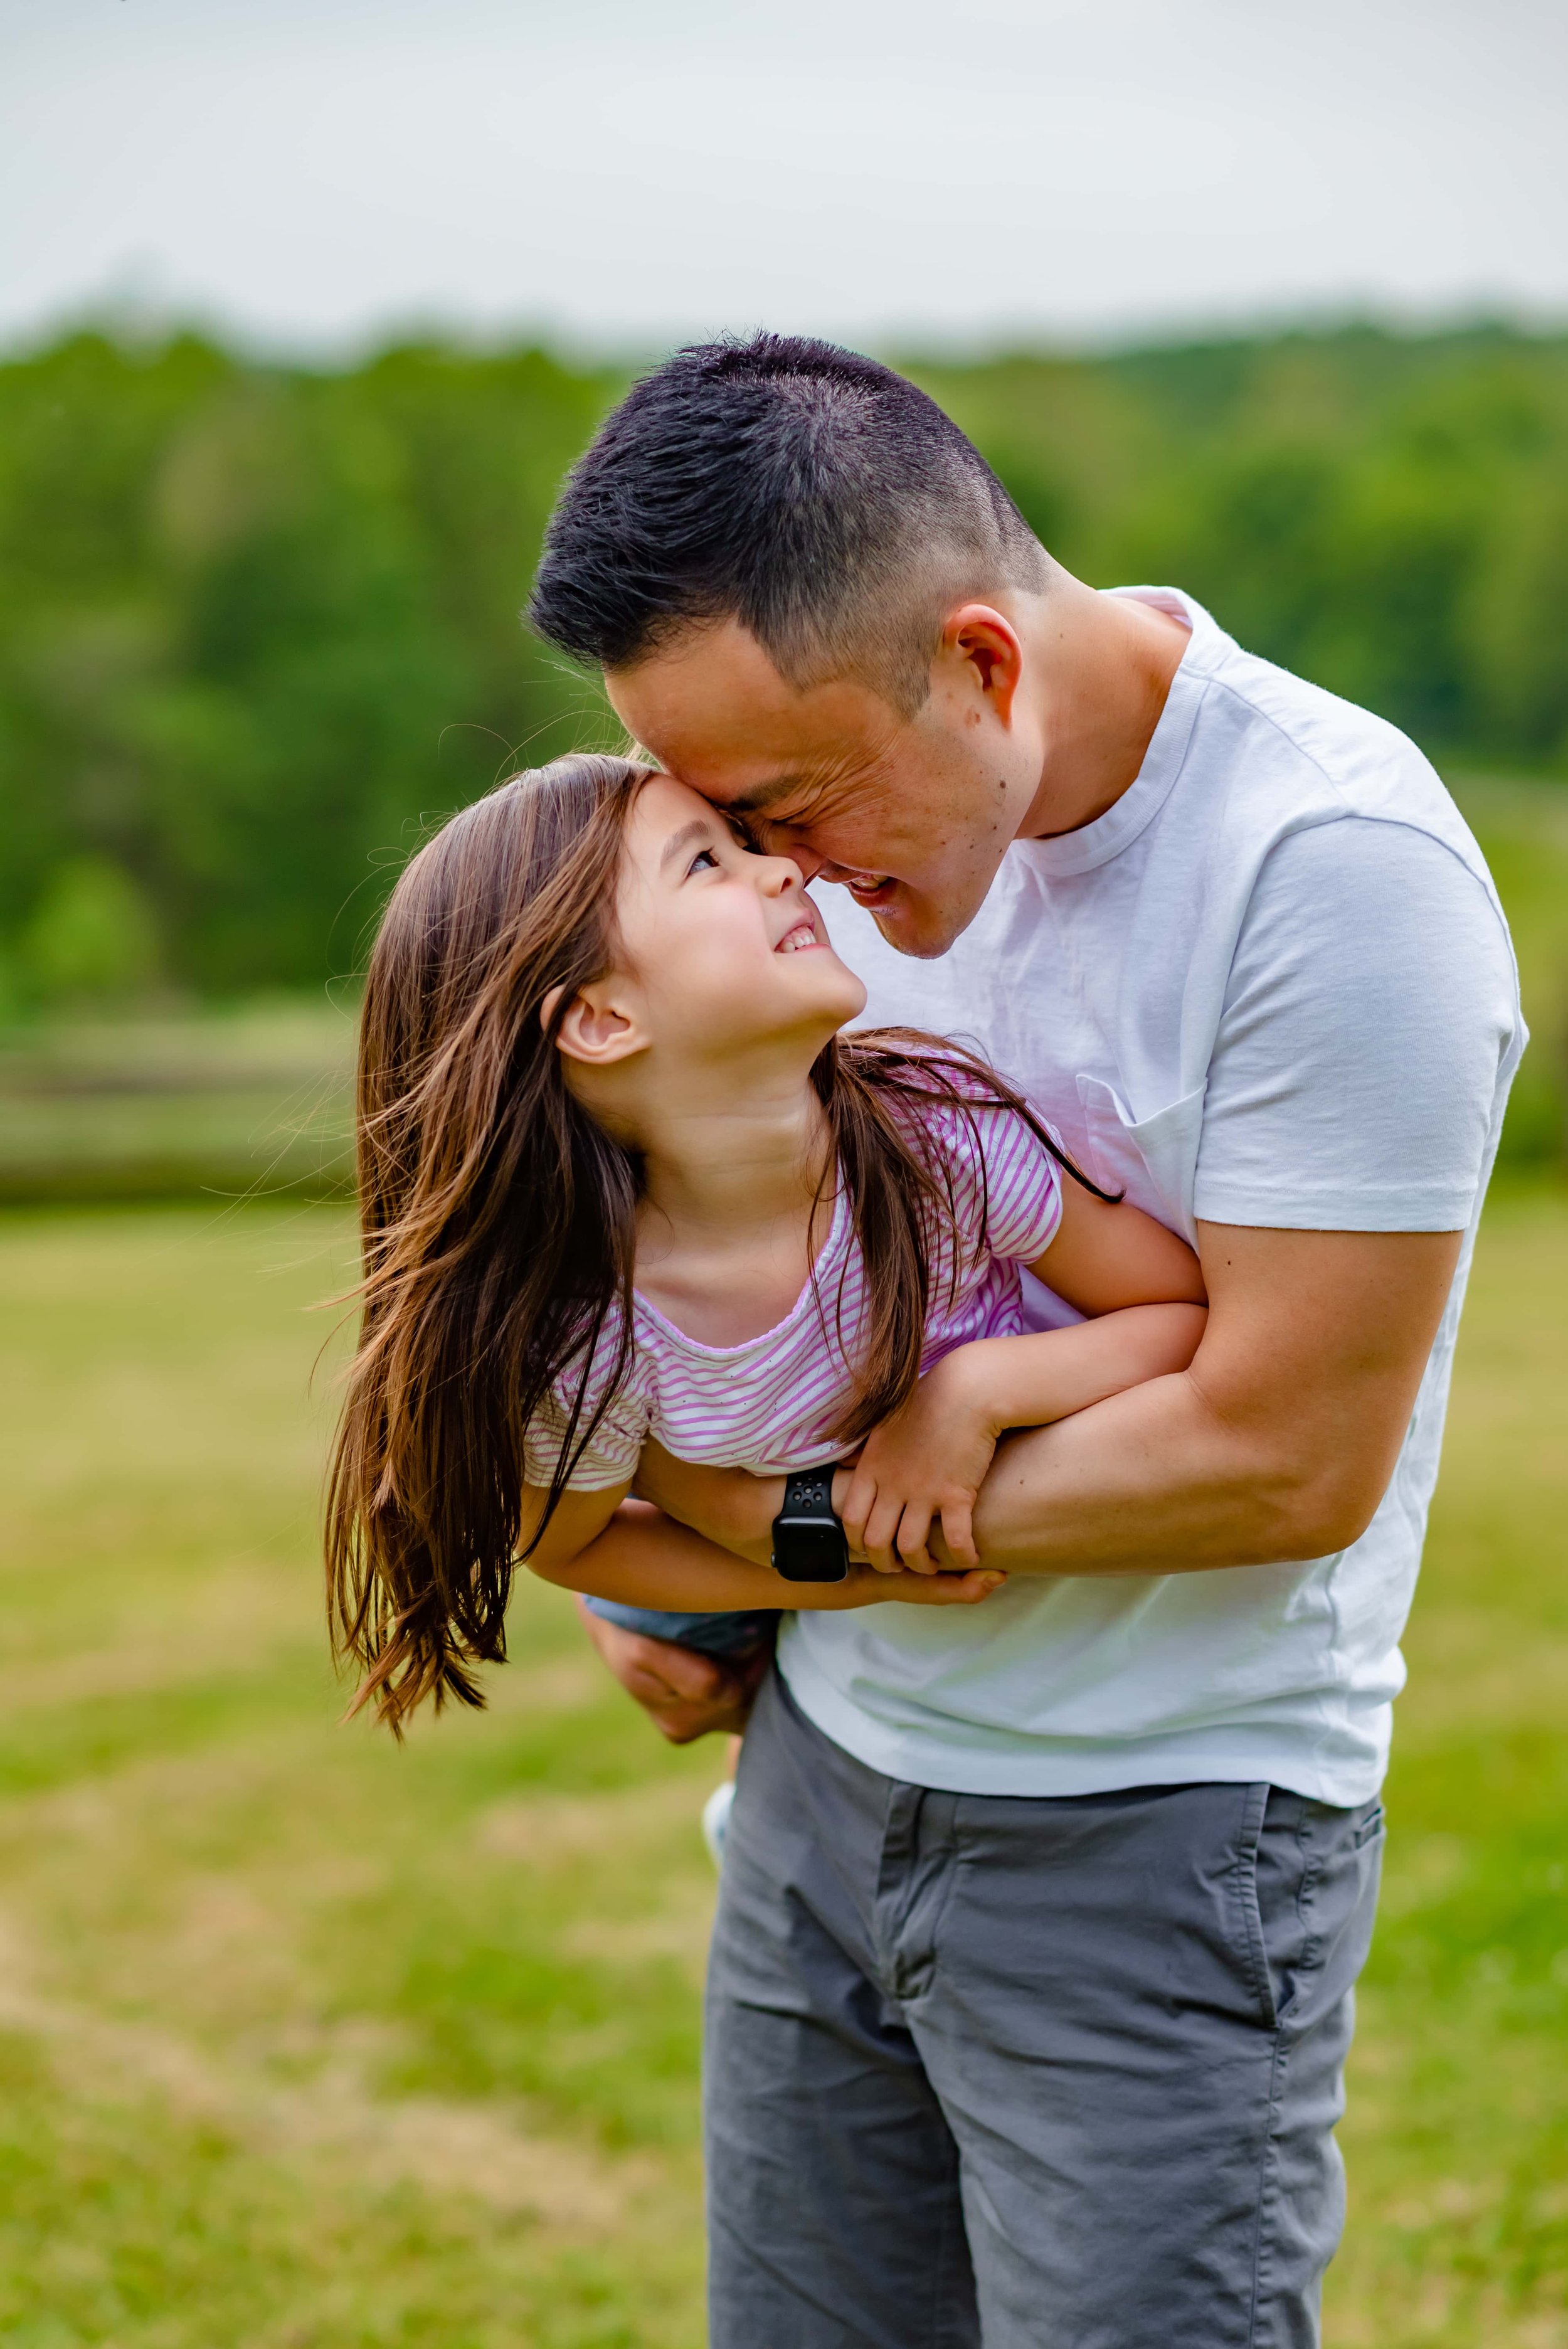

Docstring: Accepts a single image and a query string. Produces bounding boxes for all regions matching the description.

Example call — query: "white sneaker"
[702,1778,736,1870]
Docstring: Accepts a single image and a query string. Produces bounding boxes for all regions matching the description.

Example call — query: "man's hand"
[575,1596,770,1743]
[572,1511,1005,1742]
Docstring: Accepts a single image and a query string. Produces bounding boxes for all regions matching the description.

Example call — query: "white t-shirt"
[778,588,1524,1807]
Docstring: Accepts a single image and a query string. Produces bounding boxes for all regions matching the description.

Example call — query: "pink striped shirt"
[524,1100,1062,1493]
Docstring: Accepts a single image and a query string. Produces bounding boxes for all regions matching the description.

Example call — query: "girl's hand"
[837,1348,1001,1574]
[804,1561,1006,1609]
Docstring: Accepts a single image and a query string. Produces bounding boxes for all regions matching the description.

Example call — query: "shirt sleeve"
[1194,819,1520,1232]
[958,1102,1065,1263]
[521,1325,651,1493]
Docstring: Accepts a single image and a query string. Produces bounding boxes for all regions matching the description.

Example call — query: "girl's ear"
[541,979,645,1068]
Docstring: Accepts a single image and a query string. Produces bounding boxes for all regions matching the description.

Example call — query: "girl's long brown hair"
[326,753,1111,1732]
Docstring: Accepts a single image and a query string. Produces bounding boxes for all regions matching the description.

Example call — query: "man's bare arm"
[633,1224,1464,1575]
[964,1223,1463,1571]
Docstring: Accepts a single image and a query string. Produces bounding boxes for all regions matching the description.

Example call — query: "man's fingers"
[945,1569,1007,1603]
[576,1599,728,1694]
[643,1691,751,1744]
[887,1567,1006,1605]
[573,1596,763,1744]
[926,1567,1005,1603]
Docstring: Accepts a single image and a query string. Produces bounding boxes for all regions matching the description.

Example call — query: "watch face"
[771,1517,849,1583]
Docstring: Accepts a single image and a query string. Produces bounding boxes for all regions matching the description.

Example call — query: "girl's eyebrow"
[659,817,719,871]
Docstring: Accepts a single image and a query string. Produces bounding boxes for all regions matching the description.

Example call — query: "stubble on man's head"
[529,332,1049,726]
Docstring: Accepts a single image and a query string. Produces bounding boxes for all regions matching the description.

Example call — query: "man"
[527,336,1523,2347]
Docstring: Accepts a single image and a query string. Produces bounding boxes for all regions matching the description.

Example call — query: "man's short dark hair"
[527,334,1048,718]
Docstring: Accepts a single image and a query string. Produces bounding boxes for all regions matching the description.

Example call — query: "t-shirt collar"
[1020,586,1224,879]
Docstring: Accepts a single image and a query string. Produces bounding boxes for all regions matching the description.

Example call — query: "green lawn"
[0,1196,1564,2346]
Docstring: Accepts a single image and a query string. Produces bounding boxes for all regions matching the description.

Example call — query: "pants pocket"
[1353,1798,1387,1851]
[1230,1779,1279,2030]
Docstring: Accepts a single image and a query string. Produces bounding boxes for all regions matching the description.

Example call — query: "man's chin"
[869,886,977,962]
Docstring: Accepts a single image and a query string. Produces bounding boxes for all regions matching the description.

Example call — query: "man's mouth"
[846,874,898,911]
[775,920,821,955]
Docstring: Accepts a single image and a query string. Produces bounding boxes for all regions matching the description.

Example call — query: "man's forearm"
[960,1222,1463,1576]
[951,1375,1274,1573]
[960,1369,1355,1576]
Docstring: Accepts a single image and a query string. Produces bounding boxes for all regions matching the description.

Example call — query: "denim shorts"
[580,1594,780,1660]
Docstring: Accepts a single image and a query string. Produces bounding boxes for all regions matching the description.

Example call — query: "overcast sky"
[3,0,1565,355]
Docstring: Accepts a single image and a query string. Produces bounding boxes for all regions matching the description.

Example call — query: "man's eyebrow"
[658,816,719,871]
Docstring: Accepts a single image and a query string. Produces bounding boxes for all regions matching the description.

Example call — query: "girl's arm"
[940,1181,1208,1434]
[522,1484,1005,1613]
[1031,1177,1207,1314]
[840,1185,1208,1572]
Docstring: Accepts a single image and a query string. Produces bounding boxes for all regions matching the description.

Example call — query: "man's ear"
[941,603,1024,724]
[541,978,645,1068]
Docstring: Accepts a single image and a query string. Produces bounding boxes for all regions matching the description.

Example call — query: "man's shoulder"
[1180,598,1442,822]
[1146,595,1499,907]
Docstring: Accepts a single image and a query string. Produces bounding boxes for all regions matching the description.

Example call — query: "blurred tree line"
[2,320,1567,1010]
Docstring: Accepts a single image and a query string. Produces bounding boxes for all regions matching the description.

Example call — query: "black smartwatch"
[770,1466,849,1583]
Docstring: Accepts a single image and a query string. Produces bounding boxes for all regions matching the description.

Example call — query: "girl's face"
[605,772,867,1068]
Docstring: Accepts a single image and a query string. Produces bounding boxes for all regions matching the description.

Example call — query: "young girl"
[326,754,1207,1736]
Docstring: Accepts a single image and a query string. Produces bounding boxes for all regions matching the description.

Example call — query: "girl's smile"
[775,919,822,953]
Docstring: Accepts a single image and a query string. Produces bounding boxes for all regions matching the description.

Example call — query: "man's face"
[605,615,1043,960]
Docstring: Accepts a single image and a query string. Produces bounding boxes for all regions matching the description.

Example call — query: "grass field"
[0,1195,1564,2348]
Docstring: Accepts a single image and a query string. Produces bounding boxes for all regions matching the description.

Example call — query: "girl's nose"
[757,849,806,894]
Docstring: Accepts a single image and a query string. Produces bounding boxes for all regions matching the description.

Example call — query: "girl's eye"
[687,847,721,876]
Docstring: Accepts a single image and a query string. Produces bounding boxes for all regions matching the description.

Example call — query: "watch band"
[770,1465,849,1583]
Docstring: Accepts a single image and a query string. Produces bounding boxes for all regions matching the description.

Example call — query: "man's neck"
[1017,577,1190,843]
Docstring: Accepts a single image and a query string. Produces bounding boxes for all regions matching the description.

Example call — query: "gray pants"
[706,1670,1384,2349]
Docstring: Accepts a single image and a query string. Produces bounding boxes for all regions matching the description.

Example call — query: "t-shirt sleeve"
[521,1328,650,1493]
[1194,819,1520,1232]
[957,1103,1065,1263]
